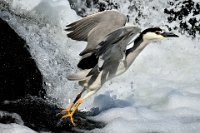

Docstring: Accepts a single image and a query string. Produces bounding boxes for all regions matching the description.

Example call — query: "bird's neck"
[125,39,149,69]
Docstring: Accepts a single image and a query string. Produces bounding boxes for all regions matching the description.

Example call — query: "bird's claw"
[60,100,82,126]
[61,110,75,126]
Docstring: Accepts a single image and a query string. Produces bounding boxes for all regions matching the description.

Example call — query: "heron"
[61,10,178,125]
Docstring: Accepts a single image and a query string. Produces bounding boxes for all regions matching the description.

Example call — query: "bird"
[61,10,178,125]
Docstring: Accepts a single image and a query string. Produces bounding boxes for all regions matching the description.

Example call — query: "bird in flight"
[61,10,178,125]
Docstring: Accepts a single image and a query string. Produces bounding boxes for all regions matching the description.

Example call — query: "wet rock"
[164,0,200,37]
[0,18,105,132]
[0,96,105,132]
[0,111,23,124]
[68,0,120,17]
[0,18,46,102]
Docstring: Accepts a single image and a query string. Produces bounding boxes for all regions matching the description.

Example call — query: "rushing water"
[1,0,200,132]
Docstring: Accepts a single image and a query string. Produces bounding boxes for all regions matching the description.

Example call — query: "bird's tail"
[67,69,91,81]
[86,65,102,77]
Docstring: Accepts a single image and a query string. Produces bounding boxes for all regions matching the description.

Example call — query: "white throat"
[143,32,164,41]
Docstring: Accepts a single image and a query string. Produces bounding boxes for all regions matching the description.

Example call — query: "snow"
[1,0,200,132]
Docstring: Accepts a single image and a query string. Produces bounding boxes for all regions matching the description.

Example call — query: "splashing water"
[1,0,200,132]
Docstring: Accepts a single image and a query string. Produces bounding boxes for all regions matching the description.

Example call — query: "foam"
[0,123,37,133]
[1,0,200,132]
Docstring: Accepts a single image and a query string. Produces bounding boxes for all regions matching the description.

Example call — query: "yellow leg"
[61,102,74,114]
[61,90,97,126]
[61,99,83,126]
[61,88,86,125]
[71,99,83,115]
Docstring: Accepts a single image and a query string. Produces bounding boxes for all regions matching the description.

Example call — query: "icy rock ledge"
[0,18,105,132]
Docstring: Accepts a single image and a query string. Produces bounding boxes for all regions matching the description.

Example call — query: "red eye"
[155,31,160,34]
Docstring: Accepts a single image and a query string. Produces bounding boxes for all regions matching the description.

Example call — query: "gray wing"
[95,28,127,57]
[65,10,127,56]
[87,26,141,76]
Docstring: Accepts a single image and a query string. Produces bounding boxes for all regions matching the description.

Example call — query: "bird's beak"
[161,32,179,37]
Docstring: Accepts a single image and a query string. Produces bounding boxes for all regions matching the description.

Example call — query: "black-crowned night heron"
[61,10,178,125]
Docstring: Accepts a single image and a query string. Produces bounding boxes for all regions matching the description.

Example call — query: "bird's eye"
[155,31,161,35]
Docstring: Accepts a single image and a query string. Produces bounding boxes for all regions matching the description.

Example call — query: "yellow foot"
[61,112,75,126]
[60,99,83,126]
[61,109,70,114]
[61,103,74,114]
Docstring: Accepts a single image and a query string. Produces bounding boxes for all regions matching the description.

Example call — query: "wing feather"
[96,28,126,57]
[87,26,141,76]
[66,10,127,56]
[66,19,98,41]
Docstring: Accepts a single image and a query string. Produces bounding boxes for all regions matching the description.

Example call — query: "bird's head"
[141,27,178,42]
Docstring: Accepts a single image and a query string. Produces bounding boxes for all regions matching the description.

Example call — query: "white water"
[1,0,200,132]
[0,123,37,133]
[0,111,36,133]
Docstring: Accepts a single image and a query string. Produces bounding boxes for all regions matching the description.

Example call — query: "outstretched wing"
[65,16,97,41]
[66,10,127,56]
[87,26,141,76]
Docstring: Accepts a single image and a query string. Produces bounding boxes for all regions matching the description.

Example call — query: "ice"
[1,0,200,132]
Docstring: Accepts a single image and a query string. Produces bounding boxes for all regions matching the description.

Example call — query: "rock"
[0,18,46,102]
[0,96,105,132]
[68,0,120,17]
[164,0,200,37]
[0,111,23,125]
[0,18,105,132]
